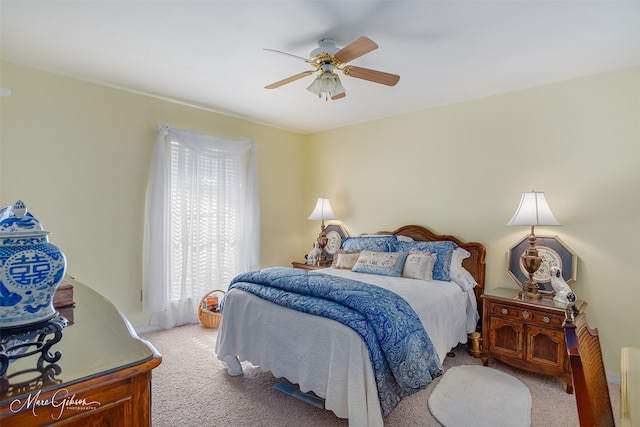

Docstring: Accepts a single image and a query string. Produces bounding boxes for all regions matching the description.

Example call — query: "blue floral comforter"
[226,267,443,416]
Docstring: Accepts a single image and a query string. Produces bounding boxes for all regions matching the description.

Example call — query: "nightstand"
[481,287,587,393]
[291,261,331,270]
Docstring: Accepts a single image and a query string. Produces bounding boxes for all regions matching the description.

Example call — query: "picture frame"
[507,235,577,294]
[323,223,349,260]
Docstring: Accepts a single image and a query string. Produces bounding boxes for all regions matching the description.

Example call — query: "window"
[143,125,259,329]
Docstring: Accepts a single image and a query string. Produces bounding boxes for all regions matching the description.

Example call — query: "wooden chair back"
[563,311,615,427]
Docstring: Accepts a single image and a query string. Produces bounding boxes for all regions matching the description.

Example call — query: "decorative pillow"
[352,250,408,277]
[331,250,361,270]
[390,240,458,281]
[402,251,437,281]
[341,235,397,252]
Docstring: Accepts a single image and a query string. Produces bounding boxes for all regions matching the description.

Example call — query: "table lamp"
[308,197,337,265]
[507,191,560,300]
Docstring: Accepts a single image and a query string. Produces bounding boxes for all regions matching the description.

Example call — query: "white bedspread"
[215,268,478,427]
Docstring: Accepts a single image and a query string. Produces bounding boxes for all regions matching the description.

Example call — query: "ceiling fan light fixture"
[318,70,336,92]
[307,64,345,101]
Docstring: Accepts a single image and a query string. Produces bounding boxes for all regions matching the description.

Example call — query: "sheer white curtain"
[142,125,260,329]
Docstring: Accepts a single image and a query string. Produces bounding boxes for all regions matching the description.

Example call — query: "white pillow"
[450,248,477,290]
[402,251,436,281]
[452,247,471,266]
[451,268,477,291]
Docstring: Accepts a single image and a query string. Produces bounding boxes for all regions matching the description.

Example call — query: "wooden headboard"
[375,225,487,312]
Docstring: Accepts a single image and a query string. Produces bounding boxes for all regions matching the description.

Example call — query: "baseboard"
[135,324,161,334]
[607,371,621,385]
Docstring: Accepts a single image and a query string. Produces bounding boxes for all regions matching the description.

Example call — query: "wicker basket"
[198,289,226,328]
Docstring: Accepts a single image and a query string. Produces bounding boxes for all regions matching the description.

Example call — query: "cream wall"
[304,66,640,376]
[1,62,638,376]
[0,62,307,327]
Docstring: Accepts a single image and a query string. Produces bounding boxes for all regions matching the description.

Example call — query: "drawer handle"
[543,316,551,324]
[501,308,508,315]
[522,310,530,320]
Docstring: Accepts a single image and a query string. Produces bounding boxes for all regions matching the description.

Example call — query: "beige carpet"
[141,324,620,426]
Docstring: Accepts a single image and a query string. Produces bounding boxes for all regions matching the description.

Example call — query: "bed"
[215,225,486,427]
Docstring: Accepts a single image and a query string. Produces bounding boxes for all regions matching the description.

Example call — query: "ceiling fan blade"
[264,48,315,64]
[343,66,400,86]
[331,92,346,100]
[265,71,315,89]
[333,36,378,64]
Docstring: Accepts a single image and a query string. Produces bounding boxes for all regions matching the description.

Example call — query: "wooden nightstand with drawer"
[291,261,331,270]
[481,288,587,393]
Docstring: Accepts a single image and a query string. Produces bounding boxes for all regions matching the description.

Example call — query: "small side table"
[481,287,587,393]
[291,261,331,271]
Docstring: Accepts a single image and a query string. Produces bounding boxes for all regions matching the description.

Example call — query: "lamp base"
[314,221,330,266]
[520,232,543,301]
[520,281,542,301]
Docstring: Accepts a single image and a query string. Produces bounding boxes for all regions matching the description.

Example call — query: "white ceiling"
[1,1,639,134]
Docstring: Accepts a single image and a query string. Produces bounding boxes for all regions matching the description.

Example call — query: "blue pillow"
[341,235,396,252]
[390,240,458,281]
[351,250,408,277]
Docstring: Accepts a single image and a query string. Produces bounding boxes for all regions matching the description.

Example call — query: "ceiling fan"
[264,36,400,101]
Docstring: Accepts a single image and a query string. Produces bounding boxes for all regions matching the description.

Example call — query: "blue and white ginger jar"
[0,200,67,328]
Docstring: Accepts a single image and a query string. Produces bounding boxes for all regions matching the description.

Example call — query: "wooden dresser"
[481,287,586,393]
[1,277,162,426]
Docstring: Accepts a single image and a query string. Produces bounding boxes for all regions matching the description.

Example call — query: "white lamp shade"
[308,198,337,220]
[332,75,346,96]
[306,75,322,96]
[507,192,560,226]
